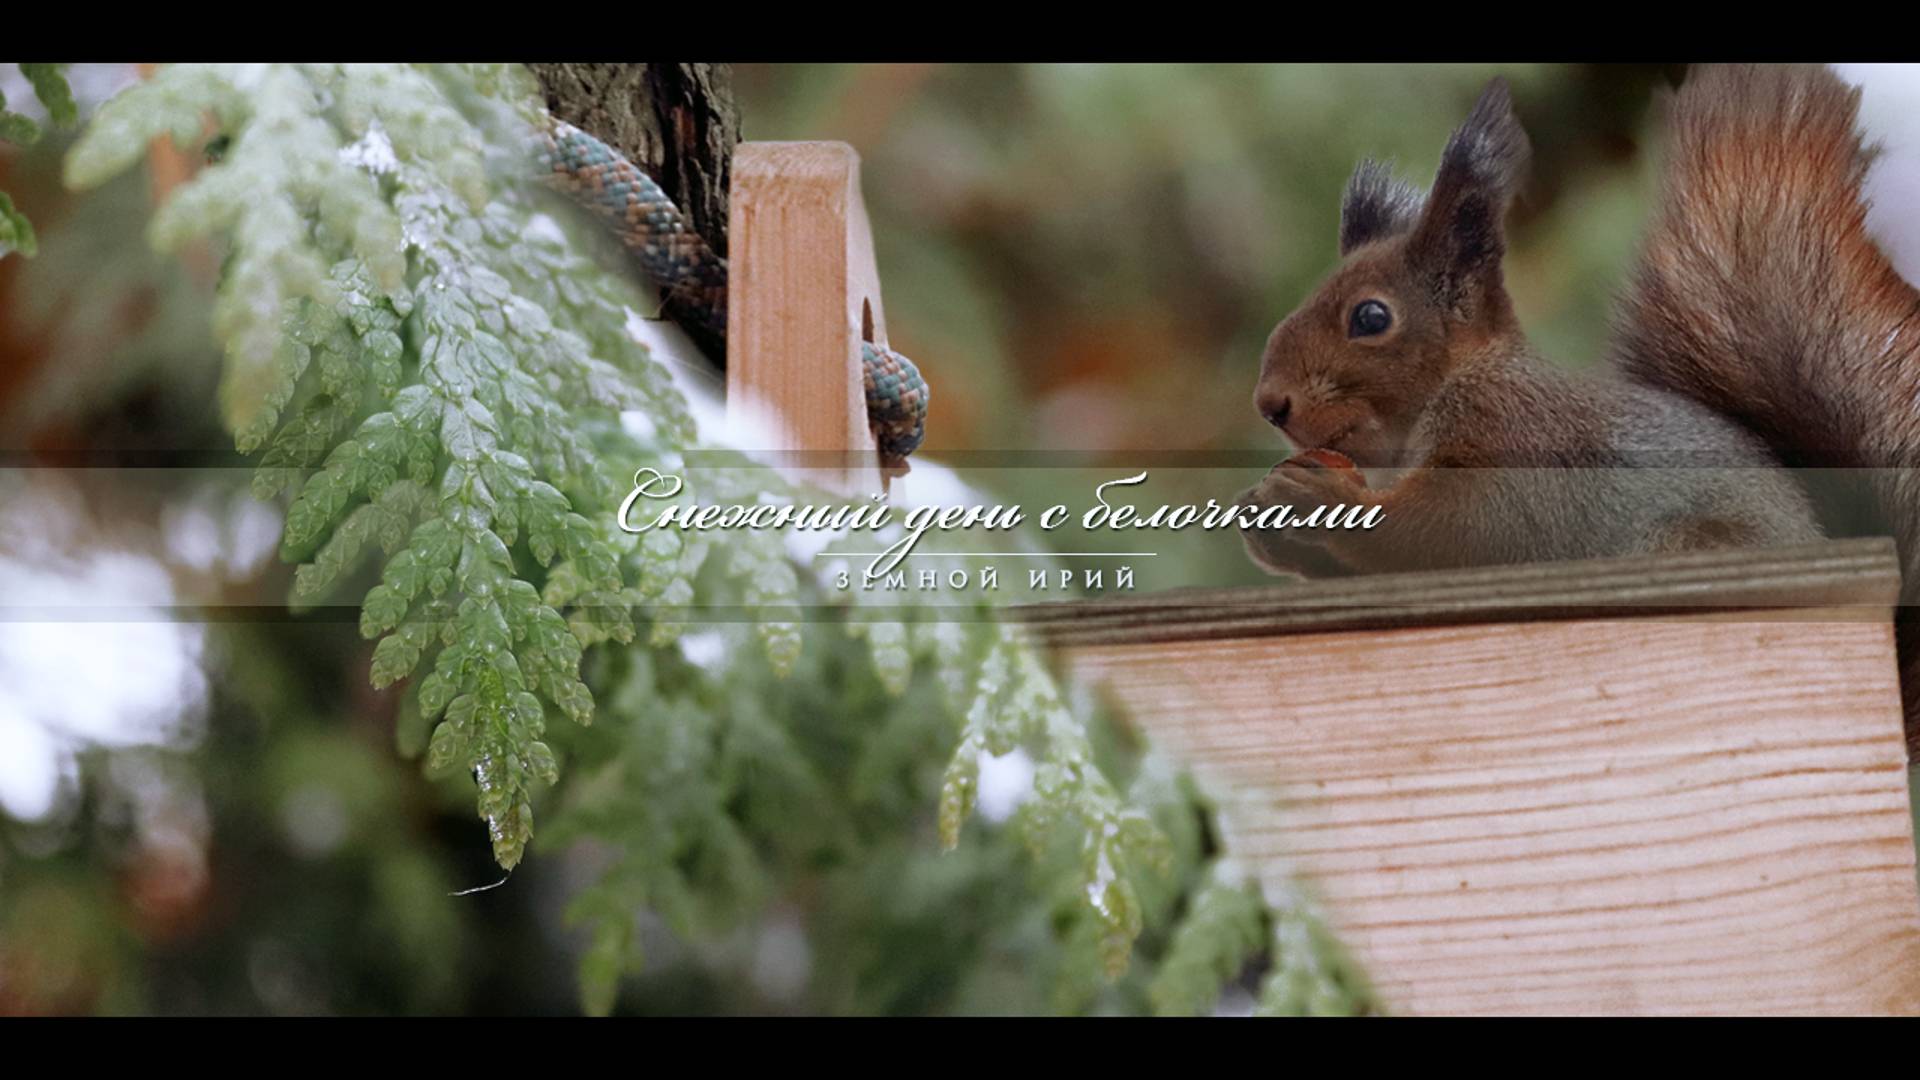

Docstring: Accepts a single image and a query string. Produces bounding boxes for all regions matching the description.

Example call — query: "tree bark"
[524,63,740,363]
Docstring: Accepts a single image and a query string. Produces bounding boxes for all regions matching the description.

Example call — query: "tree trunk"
[524,63,740,363]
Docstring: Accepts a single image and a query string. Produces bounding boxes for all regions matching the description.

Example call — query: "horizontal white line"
[813,552,1157,558]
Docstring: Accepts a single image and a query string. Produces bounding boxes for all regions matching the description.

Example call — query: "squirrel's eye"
[1349,299,1393,338]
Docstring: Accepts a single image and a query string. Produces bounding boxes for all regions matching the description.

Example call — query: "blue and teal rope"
[535,117,928,463]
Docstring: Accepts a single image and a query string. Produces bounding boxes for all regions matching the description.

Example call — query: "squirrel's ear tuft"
[1409,77,1532,318]
[1439,77,1530,195]
[1340,160,1424,255]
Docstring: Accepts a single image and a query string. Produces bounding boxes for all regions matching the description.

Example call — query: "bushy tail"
[1617,63,1920,470]
[1617,63,1920,754]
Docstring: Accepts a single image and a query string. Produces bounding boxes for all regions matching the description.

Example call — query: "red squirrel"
[1239,64,1920,750]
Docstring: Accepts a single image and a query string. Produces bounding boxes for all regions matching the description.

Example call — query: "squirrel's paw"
[1248,456,1370,520]
[1234,470,1364,578]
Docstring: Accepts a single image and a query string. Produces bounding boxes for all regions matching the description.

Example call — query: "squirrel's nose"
[1259,395,1292,432]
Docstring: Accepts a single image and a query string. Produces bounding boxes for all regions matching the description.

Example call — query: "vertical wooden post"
[726,142,890,497]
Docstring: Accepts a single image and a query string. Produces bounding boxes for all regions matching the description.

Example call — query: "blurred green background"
[732,63,1682,590]
[738,64,1675,452]
[0,63,1693,1014]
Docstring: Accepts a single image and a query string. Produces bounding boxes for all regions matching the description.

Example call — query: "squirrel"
[1236,64,1920,752]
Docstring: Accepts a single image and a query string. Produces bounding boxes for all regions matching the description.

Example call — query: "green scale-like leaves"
[63,64,669,869]
[62,61,1367,1011]
[1148,868,1268,1015]
[2,63,77,258]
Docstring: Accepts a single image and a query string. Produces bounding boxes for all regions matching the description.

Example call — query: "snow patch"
[338,118,399,176]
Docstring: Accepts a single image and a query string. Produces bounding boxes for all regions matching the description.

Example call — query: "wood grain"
[726,142,888,496]
[1017,538,1902,646]
[1062,604,1920,1014]
[721,139,1919,1013]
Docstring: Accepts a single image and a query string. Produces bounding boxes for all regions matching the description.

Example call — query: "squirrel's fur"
[1240,64,1920,751]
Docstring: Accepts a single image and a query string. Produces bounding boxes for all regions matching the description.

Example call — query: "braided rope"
[534,118,929,463]
[863,341,927,458]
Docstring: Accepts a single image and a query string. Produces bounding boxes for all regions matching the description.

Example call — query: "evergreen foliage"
[1,63,76,258]
[56,62,1376,1014]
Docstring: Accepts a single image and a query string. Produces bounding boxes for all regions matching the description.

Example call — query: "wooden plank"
[726,141,888,496]
[1015,538,1902,646]
[1063,606,1920,1014]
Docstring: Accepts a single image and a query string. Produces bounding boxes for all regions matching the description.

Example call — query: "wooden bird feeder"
[724,142,1920,1016]
[727,142,894,498]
